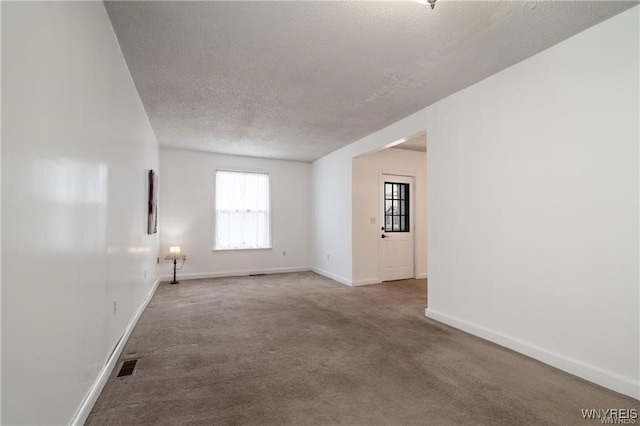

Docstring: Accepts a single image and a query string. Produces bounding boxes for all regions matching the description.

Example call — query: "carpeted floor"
[87,272,638,425]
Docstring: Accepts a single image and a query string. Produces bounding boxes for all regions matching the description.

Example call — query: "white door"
[380,175,414,281]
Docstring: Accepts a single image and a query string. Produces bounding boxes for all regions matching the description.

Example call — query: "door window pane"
[384,181,410,233]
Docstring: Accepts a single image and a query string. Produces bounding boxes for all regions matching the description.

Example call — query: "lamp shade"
[165,246,183,260]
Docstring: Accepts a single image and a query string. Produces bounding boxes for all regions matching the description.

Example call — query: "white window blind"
[214,170,270,250]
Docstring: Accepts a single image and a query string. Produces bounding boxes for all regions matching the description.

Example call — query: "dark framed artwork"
[147,170,158,234]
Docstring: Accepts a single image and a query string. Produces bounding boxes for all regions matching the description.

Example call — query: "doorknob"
[381,234,387,239]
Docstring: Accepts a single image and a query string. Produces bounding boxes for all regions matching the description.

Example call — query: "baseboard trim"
[425,308,640,400]
[353,275,426,285]
[311,267,352,286]
[161,266,312,282]
[351,278,382,286]
[71,277,161,425]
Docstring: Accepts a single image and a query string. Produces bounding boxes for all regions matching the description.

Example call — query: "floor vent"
[249,273,266,276]
[117,359,138,377]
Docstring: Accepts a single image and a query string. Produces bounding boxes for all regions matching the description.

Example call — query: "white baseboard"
[311,267,352,286]
[425,308,640,400]
[353,274,425,286]
[161,266,312,282]
[71,277,161,425]
[351,278,382,286]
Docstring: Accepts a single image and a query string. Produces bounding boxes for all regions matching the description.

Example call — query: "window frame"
[212,168,273,251]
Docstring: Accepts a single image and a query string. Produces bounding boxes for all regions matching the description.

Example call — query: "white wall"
[2,2,160,424]
[352,148,427,285]
[425,6,639,399]
[311,152,353,284]
[312,6,639,398]
[159,149,311,279]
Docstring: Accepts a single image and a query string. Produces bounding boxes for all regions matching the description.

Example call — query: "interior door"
[380,175,414,281]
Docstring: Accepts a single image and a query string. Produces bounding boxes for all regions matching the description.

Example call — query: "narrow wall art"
[148,169,158,234]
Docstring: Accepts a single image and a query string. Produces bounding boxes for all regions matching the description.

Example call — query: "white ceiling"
[105,1,636,162]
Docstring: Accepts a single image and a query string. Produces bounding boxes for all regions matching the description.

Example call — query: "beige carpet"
[87,272,638,425]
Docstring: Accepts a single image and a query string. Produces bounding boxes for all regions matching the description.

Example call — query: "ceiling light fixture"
[416,0,437,10]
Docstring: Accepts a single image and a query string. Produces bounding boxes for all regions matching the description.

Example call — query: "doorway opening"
[351,130,427,287]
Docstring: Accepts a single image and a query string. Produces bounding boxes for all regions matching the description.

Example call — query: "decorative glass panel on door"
[384,182,409,232]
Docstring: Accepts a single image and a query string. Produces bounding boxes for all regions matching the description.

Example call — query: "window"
[214,170,270,250]
[384,182,410,232]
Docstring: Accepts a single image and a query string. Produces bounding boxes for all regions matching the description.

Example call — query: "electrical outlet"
[282,251,286,256]
[326,254,330,260]
[113,300,118,315]
[144,270,147,279]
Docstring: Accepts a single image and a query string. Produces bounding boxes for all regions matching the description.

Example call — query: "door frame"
[378,170,417,281]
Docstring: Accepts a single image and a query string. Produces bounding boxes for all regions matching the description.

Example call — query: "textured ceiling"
[105,1,637,162]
